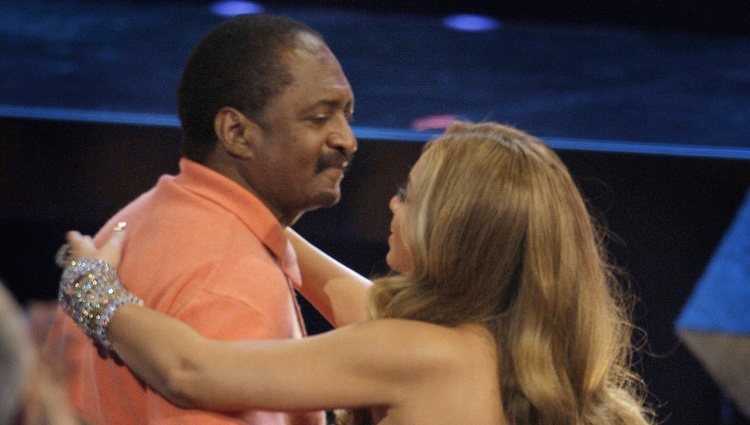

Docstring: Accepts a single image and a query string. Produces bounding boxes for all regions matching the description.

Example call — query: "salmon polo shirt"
[42,158,325,425]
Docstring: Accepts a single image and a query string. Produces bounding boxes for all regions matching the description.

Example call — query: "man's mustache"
[315,151,354,173]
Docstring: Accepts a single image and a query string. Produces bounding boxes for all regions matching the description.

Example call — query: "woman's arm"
[61,228,452,413]
[286,228,372,327]
[107,305,454,413]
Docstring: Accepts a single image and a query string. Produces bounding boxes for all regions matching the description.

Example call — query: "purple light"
[210,1,265,17]
[442,14,501,32]
[411,114,457,131]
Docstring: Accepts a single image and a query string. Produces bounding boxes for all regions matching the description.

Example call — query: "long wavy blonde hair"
[369,121,652,425]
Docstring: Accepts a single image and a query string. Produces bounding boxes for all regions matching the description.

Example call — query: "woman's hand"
[57,222,141,356]
[65,222,127,267]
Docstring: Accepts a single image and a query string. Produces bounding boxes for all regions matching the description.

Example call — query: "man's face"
[249,34,356,225]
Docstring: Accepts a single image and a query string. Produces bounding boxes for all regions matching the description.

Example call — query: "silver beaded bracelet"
[58,257,143,354]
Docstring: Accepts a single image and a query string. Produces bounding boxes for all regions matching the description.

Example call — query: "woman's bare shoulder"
[337,319,493,377]
[341,320,502,425]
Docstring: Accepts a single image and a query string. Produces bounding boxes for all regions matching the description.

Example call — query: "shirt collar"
[174,158,291,267]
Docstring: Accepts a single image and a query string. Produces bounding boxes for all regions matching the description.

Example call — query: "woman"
[58,121,652,425]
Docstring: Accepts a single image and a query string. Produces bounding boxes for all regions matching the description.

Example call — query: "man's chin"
[318,191,342,207]
[281,189,342,226]
[306,190,341,211]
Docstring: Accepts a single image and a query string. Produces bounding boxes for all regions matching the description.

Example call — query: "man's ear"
[213,107,262,159]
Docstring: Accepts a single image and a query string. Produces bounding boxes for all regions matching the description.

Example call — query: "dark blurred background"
[1,1,749,423]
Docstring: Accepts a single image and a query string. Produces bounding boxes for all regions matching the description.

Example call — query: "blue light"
[210,1,264,17]
[2,104,749,160]
[442,14,501,32]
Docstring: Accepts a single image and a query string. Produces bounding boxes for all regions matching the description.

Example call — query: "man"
[43,14,356,425]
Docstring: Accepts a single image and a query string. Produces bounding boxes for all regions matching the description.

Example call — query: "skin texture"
[207,33,356,226]
[287,228,372,327]
[385,157,422,273]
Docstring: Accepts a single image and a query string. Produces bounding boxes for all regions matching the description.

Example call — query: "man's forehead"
[293,31,327,52]
[285,47,352,97]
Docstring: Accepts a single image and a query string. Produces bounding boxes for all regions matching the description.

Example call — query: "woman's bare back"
[369,323,506,425]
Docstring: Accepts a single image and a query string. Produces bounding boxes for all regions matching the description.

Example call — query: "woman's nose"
[389,194,399,212]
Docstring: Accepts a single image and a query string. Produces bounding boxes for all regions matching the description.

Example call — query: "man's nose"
[329,118,357,156]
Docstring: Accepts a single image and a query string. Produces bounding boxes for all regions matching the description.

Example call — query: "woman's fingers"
[98,225,127,267]
[64,222,127,267]
[66,231,97,259]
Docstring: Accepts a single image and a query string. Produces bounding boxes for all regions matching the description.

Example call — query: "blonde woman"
[58,121,652,425]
